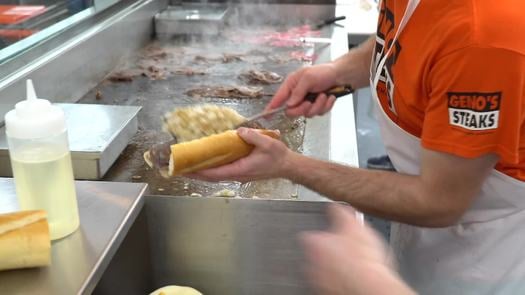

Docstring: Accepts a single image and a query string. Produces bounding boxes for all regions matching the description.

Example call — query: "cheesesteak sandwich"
[145,104,279,177]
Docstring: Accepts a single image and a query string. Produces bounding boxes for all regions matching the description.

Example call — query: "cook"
[186,0,525,294]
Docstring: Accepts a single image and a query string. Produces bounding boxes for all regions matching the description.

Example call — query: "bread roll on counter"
[150,285,203,295]
[0,210,51,271]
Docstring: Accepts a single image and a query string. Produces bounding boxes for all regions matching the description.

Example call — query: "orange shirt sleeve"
[421,46,525,164]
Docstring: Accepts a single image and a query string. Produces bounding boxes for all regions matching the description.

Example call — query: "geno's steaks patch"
[447,92,501,131]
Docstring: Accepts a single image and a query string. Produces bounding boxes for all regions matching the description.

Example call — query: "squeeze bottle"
[4,80,79,240]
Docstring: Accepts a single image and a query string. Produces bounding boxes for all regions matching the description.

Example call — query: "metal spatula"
[238,85,354,128]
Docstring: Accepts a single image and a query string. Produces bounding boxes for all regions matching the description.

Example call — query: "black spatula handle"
[304,85,354,102]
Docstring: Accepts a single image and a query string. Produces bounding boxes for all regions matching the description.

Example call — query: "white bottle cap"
[4,80,66,139]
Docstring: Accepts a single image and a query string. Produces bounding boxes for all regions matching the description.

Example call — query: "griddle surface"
[79,29,314,198]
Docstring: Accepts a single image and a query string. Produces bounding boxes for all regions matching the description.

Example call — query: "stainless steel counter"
[0,178,148,295]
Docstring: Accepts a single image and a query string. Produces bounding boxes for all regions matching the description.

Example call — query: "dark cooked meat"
[222,53,243,63]
[194,53,244,64]
[185,85,263,99]
[95,89,103,100]
[239,70,283,84]
[173,67,207,76]
[194,55,209,63]
[108,71,135,82]
[141,65,166,80]
[142,45,169,60]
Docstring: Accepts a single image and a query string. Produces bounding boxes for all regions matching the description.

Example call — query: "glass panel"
[0,0,120,64]
[0,1,92,49]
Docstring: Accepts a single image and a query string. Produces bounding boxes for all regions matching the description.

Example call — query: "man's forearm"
[332,36,376,89]
[281,153,458,227]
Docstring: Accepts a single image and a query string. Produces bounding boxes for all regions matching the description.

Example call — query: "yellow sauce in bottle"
[11,147,79,240]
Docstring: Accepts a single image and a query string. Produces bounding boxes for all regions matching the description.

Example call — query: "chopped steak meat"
[95,89,103,100]
[142,45,170,59]
[239,70,283,84]
[194,55,209,63]
[108,71,136,82]
[138,65,166,80]
[185,85,263,99]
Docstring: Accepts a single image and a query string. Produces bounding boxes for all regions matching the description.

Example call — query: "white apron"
[370,1,525,294]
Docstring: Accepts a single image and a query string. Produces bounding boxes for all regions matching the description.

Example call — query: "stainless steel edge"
[98,107,141,178]
[80,182,149,294]
[298,22,358,201]
[329,25,359,167]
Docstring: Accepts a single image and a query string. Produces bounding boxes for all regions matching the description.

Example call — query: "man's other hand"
[300,205,415,295]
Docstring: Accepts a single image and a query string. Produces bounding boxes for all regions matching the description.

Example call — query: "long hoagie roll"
[0,210,51,271]
[168,129,279,176]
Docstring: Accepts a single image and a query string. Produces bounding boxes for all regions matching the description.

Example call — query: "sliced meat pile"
[239,70,283,84]
[107,64,168,82]
[185,85,263,99]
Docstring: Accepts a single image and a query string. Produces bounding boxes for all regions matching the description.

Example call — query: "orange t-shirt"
[374,0,525,181]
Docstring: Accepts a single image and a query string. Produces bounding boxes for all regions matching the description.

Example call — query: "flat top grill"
[79,26,320,199]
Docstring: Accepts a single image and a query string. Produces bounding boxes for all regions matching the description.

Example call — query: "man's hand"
[186,128,292,182]
[267,36,377,118]
[300,205,416,295]
[268,64,338,118]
